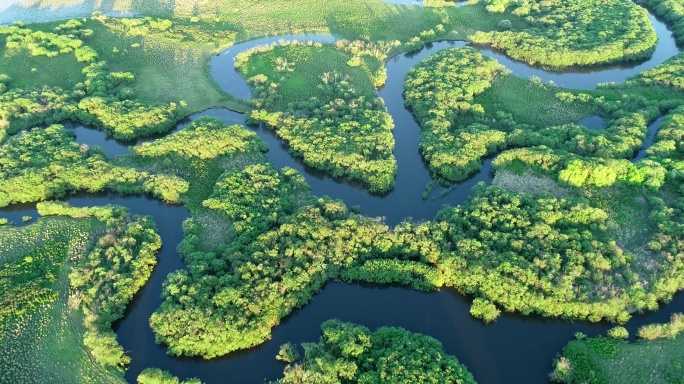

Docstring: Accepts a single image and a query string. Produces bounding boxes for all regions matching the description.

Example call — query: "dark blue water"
[633,116,665,161]
[578,115,607,130]
[0,4,681,383]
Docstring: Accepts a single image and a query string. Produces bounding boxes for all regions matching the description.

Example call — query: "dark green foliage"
[550,343,610,384]
[0,216,120,383]
[472,0,657,68]
[404,47,506,184]
[585,337,619,358]
[551,314,684,383]
[274,319,477,384]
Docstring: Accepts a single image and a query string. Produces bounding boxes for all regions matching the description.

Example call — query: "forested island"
[1,0,684,383]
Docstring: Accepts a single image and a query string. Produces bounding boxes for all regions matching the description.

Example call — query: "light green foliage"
[242,42,397,193]
[493,96,675,191]
[424,0,457,6]
[5,2,684,381]
[138,368,180,384]
[606,326,629,339]
[469,298,500,323]
[646,105,684,166]
[150,162,393,358]
[471,0,657,68]
[0,124,188,207]
[341,259,444,291]
[133,117,267,159]
[274,319,477,384]
[483,0,515,13]
[75,96,182,140]
[73,210,161,370]
[637,313,684,340]
[137,368,202,384]
[634,0,684,44]
[202,164,311,238]
[404,47,506,184]
[150,155,684,359]
[630,52,684,90]
[552,313,684,384]
[404,48,665,190]
[276,342,300,363]
[436,185,636,323]
[0,85,74,139]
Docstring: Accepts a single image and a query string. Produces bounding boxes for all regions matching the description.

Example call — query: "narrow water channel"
[0,4,681,383]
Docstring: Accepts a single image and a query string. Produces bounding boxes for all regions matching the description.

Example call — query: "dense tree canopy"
[239,42,397,193]
[472,0,657,68]
[133,117,267,159]
[274,319,477,384]
[0,124,188,207]
[404,47,506,183]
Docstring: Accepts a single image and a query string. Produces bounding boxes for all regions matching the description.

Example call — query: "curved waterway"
[1,5,682,383]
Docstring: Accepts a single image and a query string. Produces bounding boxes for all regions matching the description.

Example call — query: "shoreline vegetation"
[0,203,161,383]
[1,0,684,383]
[551,313,684,383]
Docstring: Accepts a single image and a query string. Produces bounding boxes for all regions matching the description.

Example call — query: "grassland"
[240,44,377,104]
[9,17,247,115]
[0,45,85,89]
[476,76,595,128]
[0,217,124,384]
[552,314,684,384]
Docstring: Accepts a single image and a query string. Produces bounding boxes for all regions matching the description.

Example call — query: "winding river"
[1,3,682,383]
